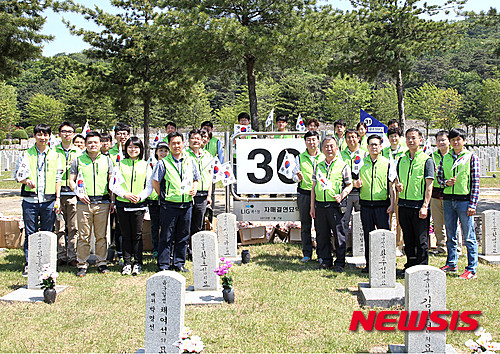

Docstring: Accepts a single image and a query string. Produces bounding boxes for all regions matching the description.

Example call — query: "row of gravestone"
[0,150,21,173]
[349,210,500,264]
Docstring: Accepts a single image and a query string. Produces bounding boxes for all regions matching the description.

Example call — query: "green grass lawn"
[0,171,19,189]
[0,244,498,353]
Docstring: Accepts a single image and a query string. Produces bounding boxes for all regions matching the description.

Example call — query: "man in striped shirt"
[436,128,479,280]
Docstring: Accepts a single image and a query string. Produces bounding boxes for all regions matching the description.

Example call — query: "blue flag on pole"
[360,109,388,136]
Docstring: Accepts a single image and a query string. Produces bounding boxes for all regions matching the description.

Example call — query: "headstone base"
[388,344,456,353]
[223,256,242,265]
[478,255,500,265]
[346,256,366,267]
[0,285,68,303]
[185,285,223,305]
[358,282,404,308]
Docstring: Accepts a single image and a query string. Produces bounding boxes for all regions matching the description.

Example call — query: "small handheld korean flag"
[75,169,87,198]
[265,108,274,128]
[388,152,398,182]
[110,165,126,194]
[147,155,157,169]
[351,153,364,175]
[452,152,472,173]
[212,158,223,183]
[295,114,306,132]
[316,170,332,190]
[422,137,432,155]
[233,124,252,136]
[16,153,30,181]
[278,150,296,179]
[82,121,91,138]
[152,130,162,148]
[220,162,236,186]
[48,134,59,149]
[116,144,124,163]
[180,174,193,194]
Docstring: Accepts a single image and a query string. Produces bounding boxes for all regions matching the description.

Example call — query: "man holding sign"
[310,136,353,272]
[437,128,479,280]
[292,131,324,263]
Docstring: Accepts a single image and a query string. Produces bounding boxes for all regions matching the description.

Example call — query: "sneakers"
[22,265,28,277]
[300,256,311,263]
[76,268,87,277]
[395,248,404,257]
[97,265,110,274]
[459,270,477,280]
[122,264,132,276]
[440,265,458,273]
[132,264,142,276]
[333,266,344,273]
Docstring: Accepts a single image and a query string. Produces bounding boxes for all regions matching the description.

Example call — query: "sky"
[40,0,496,57]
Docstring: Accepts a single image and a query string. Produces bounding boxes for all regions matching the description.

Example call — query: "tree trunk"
[486,124,489,146]
[143,94,151,160]
[395,69,406,130]
[496,126,498,146]
[245,55,259,131]
[473,126,476,146]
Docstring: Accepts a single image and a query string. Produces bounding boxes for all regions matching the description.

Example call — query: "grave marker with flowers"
[214,257,234,303]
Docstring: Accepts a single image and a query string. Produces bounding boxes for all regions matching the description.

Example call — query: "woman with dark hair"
[357,122,368,151]
[110,137,152,275]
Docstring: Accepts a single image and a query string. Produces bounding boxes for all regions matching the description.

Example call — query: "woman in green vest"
[111,137,151,276]
[147,142,170,259]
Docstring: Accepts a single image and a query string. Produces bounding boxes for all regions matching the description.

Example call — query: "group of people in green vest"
[16,120,223,277]
[292,118,479,280]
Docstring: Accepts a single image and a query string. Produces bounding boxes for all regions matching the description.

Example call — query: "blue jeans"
[443,200,478,273]
[22,200,56,264]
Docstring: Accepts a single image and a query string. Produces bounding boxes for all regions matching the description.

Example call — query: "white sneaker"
[132,264,142,276]
[395,248,404,257]
[122,264,132,275]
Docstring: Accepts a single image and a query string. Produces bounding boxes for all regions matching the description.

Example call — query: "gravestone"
[216,213,237,259]
[145,271,185,354]
[358,230,404,308]
[27,231,57,289]
[351,211,364,257]
[479,210,500,265]
[192,231,219,291]
[389,266,455,353]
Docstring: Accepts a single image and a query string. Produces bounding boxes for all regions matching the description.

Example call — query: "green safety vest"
[115,159,148,203]
[335,135,348,151]
[187,148,212,192]
[359,155,390,202]
[382,145,407,161]
[442,150,472,196]
[21,145,58,199]
[298,151,325,191]
[397,150,430,201]
[431,150,447,189]
[275,133,293,139]
[55,144,81,191]
[77,152,110,197]
[205,137,219,157]
[359,135,368,151]
[314,157,347,202]
[162,154,195,203]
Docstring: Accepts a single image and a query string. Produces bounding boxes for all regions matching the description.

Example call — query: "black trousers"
[399,206,429,269]
[315,206,346,267]
[360,206,390,270]
[297,192,314,258]
[190,195,208,236]
[117,208,145,266]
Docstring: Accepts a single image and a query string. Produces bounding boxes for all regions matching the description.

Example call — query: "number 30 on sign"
[235,138,306,194]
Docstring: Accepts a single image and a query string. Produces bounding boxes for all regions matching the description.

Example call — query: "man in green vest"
[333,119,348,151]
[430,130,450,256]
[201,121,224,164]
[16,123,62,276]
[395,128,435,273]
[437,128,479,280]
[152,132,200,272]
[354,134,396,273]
[162,121,177,142]
[54,121,82,267]
[310,136,353,272]
[292,130,324,262]
[382,127,408,257]
[186,129,213,241]
[69,131,114,277]
[340,129,367,248]
[274,115,293,139]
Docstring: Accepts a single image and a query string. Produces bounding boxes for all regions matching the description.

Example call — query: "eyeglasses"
[116,132,129,136]
[368,143,381,147]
